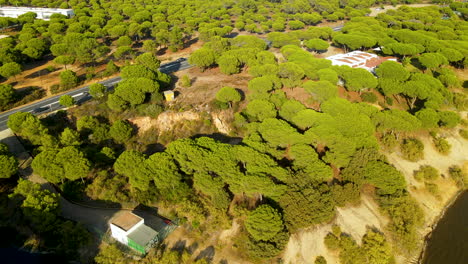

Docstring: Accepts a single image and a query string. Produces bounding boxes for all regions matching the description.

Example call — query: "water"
[423,191,468,264]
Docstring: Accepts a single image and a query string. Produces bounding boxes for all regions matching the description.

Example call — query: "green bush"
[414,165,439,181]
[433,137,451,155]
[449,165,467,188]
[324,233,340,250]
[401,138,424,162]
[360,92,378,103]
[50,84,61,94]
[315,256,327,264]
[459,129,468,140]
[385,97,393,106]
[381,133,398,151]
[425,182,440,196]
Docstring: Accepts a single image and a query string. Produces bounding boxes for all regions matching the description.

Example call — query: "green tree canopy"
[109,120,134,143]
[89,83,106,98]
[216,86,241,107]
[188,47,216,70]
[135,52,161,72]
[305,39,329,51]
[0,143,18,178]
[0,62,22,80]
[303,80,338,103]
[59,94,75,107]
[60,70,78,90]
[375,61,410,81]
[60,128,81,146]
[245,99,277,121]
[114,150,150,190]
[0,84,16,110]
[245,204,284,241]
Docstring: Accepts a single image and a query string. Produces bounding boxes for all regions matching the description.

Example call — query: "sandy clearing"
[368,4,437,17]
[283,195,388,264]
[386,130,467,225]
[284,130,467,264]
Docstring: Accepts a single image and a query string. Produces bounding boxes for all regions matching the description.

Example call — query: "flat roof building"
[0,6,74,20]
[110,212,159,254]
[326,51,397,72]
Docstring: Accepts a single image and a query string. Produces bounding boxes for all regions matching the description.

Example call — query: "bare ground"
[284,130,467,264]
[283,195,388,264]
[368,4,436,17]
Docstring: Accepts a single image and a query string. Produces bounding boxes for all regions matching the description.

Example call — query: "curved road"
[0,60,193,131]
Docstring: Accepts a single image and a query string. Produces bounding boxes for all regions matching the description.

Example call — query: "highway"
[0,59,193,131]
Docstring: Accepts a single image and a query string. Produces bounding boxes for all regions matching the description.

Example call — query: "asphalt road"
[0,60,193,131]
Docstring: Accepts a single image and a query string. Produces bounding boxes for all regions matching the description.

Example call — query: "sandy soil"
[368,4,436,17]
[172,67,251,108]
[387,130,468,223]
[314,46,345,59]
[284,129,467,264]
[283,195,388,264]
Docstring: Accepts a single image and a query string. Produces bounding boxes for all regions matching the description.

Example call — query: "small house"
[110,212,159,254]
[163,91,175,102]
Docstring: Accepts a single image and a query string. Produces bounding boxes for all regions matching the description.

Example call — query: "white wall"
[0,7,74,20]
[110,224,129,245]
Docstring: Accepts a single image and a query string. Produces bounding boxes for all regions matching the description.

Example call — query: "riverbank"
[417,189,466,263]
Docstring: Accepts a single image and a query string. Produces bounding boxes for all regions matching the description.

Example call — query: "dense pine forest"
[0,0,467,263]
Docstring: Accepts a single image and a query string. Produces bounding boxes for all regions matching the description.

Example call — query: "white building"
[110,212,159,254]
[0,6,74,20]
[326,51,397,72]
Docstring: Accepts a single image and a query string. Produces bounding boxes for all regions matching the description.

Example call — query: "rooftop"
[111,212,143,231]
[326,51,397,71]
[127,224,158,246]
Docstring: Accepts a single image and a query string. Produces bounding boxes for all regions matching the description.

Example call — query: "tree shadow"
[410,57,425,71]
[24,68,53,79]
[143,143,165,155]
[195,246,215,263]
[192,133,242,145]
[225,32,239,39]
[171,240,187,252]
[183,37,199,49]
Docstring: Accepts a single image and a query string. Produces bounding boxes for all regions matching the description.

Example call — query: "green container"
[127,238,145,254]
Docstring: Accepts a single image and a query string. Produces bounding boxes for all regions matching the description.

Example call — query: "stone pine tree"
[0,62,22,81]
[0,142,18,178]
[215,86,241,108]
[59,94,75,107]
[89,83,106,99]
[245,204,284,241]
[0,84,16,110]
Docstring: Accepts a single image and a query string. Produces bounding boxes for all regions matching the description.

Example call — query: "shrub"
[433,137,451,155]
[449,165,467,188]
[181,75,191,87]
[324,233,340,250]
[425,182,440,196]
[413,165,439,181]
[385,97,393,106]
[381,133,398,151]
[331,183,361,207]
[459,129,468,140]
[50,84,61,94]
[360,92,378,103]
[315,256,327,264]
[401,138,424,162]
